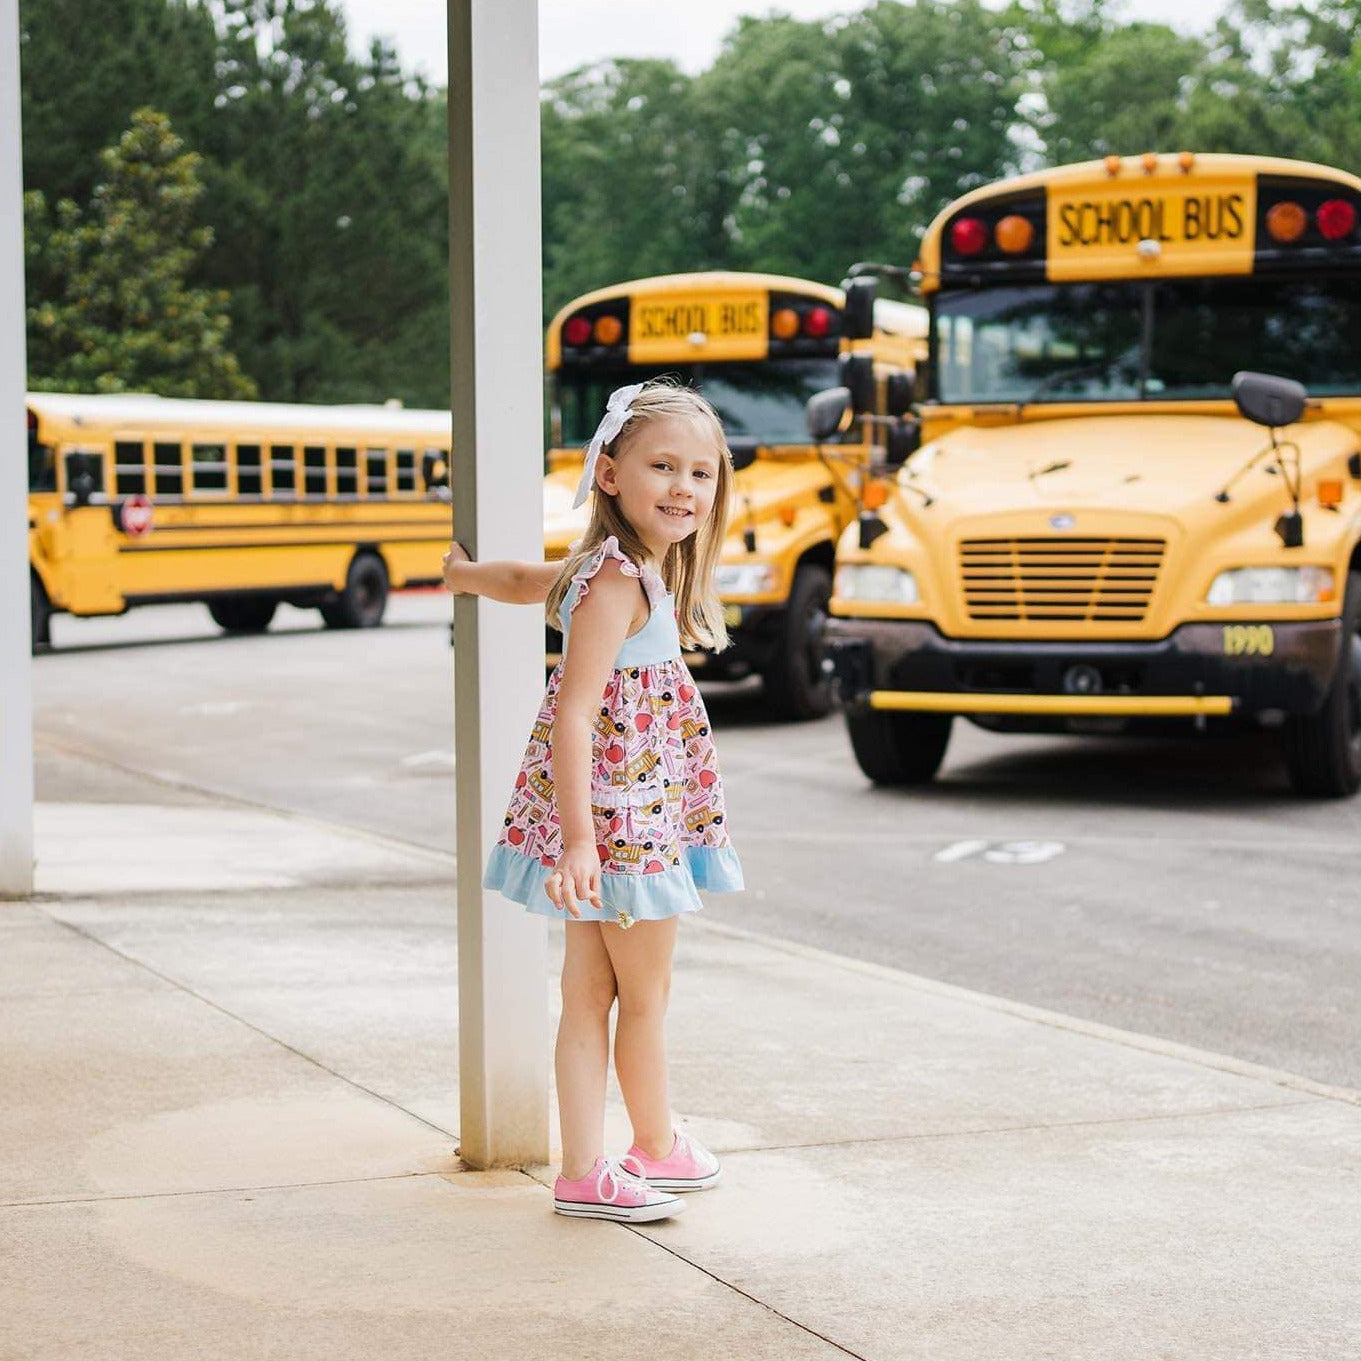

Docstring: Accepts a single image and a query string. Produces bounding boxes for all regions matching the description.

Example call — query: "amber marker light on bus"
[1317,199,1357,241]
[1178,151,1195,172]
[995,214,1034,254]
[1266,201,1307,244]
[1141,152,1159,173]
[950,217,989,256]
[803,306,834,338]
[563,315,592,346]
[593,315,623,345]
[862,480,890,511]
[1318,479,1344,509]
[1104,155,1122,176]
[771,307,800,340]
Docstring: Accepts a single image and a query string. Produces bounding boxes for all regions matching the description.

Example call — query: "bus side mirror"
[885,420,921,469]
[64,451,102,507]
[1232,371,1306,429]
[839,353,876,416]
[842,277,877,341]
[807,387,852,442]
[726,437,759,472]
[885,372,915,418]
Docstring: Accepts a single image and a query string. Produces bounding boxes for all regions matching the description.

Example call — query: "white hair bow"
[572,382,646,509]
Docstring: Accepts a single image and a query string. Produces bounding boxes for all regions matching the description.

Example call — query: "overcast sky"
[336,0,1230,87]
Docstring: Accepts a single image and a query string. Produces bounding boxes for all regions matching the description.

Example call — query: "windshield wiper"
[1015,348,1138,420]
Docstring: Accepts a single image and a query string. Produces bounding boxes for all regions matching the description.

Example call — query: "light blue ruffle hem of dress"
[483,842,745,922]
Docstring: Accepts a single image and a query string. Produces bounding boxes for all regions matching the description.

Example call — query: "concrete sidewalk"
[4,796,1360,1360]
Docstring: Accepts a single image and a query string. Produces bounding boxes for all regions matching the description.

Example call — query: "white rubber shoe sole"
[553,1193,685,1223]
[642,1165,722,1192]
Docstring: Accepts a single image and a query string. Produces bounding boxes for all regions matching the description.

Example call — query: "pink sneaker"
[626,1129,721,1191]
[552,1155,685,1223]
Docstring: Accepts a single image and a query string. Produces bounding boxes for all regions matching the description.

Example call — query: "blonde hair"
[545,380,734,652]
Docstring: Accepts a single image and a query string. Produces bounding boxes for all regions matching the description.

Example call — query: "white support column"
[447,0,550,1167]
[0,0,35,899]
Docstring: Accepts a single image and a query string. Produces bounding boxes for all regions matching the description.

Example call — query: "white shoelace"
[595,1153,650,1203]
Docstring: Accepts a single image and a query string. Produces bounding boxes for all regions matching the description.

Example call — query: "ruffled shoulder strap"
[562,534,669,624]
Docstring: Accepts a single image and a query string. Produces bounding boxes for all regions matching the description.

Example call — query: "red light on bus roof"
[563,315,592,346]
[1317,199,1356,242]
[802,306,834,338]
[950,217,989,256]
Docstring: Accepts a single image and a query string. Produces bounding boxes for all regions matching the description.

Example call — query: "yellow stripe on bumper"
[867,691,1235,717]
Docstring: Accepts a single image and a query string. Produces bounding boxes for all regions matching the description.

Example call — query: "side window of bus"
[421,448,451,501]
[395,449,417,495]
[304,445,327,497]
[115,441,147,495]
[154,442,184,497]
[237,444,263,496]
[192,443,229,494]
[28,430,57,492]
[366,448,389,497]
[271,444,296,496]
[336,445,359,496]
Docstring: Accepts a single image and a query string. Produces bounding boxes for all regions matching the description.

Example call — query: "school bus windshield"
[558,357,840,446]
[936,276,1361,405]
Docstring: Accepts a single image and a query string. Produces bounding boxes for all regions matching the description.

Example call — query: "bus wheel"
[31,575,52,654]
[208,597,278,634]
[762,564,833,721]
[844,707,952,786]
[1283,571,1361,798]
[320,552,389,629]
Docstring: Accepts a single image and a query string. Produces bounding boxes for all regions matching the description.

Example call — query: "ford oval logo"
[1049,513,1076,531]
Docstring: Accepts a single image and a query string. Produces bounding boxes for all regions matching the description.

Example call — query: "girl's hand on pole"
[545,843,603,919]
[442,541,472,593]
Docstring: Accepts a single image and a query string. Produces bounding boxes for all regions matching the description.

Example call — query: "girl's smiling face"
[596,416,722,560]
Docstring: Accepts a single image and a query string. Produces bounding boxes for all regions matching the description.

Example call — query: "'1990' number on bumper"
[1223,624,1275,657]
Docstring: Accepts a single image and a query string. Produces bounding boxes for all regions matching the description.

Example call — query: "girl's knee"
[615,974,671,1022]
[561,968,617,1018]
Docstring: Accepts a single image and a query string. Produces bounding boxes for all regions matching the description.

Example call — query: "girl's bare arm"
[442,543,562,604]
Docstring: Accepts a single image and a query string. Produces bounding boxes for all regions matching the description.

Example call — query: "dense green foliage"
[24,110,256,397]
[20,0,1361,402]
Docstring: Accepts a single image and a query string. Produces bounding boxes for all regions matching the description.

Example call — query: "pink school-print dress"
[482,534,744,926]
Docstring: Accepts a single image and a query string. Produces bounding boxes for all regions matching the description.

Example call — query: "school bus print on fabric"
[543,271,927,722]
[815,153,1361,799]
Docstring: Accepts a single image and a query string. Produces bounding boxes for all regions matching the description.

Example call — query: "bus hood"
[906,414,1359,519]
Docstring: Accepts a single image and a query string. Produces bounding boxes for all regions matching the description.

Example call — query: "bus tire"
[208,597,278,634]
[761,564,833,721]
[844,706,952,786]
[320,552,389,629]
[31,575,52,654]
[1283,570,1361,798]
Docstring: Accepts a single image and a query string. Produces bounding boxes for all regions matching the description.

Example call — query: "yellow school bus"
[27,393,452,650]
[544,271,926,719]
[816,153,1361,796]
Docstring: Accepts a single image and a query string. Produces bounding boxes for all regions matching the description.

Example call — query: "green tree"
[541,58,724,317]
[19,0,218,204]
[200,0,450,405]
[25,109,256,397]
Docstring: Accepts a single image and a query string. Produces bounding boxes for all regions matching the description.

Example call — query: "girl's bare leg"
[557,921,617,1180]
[600,917,678,1160]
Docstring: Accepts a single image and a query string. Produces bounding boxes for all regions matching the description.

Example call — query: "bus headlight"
[715,562,778,595]
[1205,565,1335,605]
[834,564,920,604]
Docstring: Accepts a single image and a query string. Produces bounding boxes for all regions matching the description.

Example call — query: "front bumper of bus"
[822,617,1344,724]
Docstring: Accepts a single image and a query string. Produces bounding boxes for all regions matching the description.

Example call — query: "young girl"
[442,380,744,1223]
